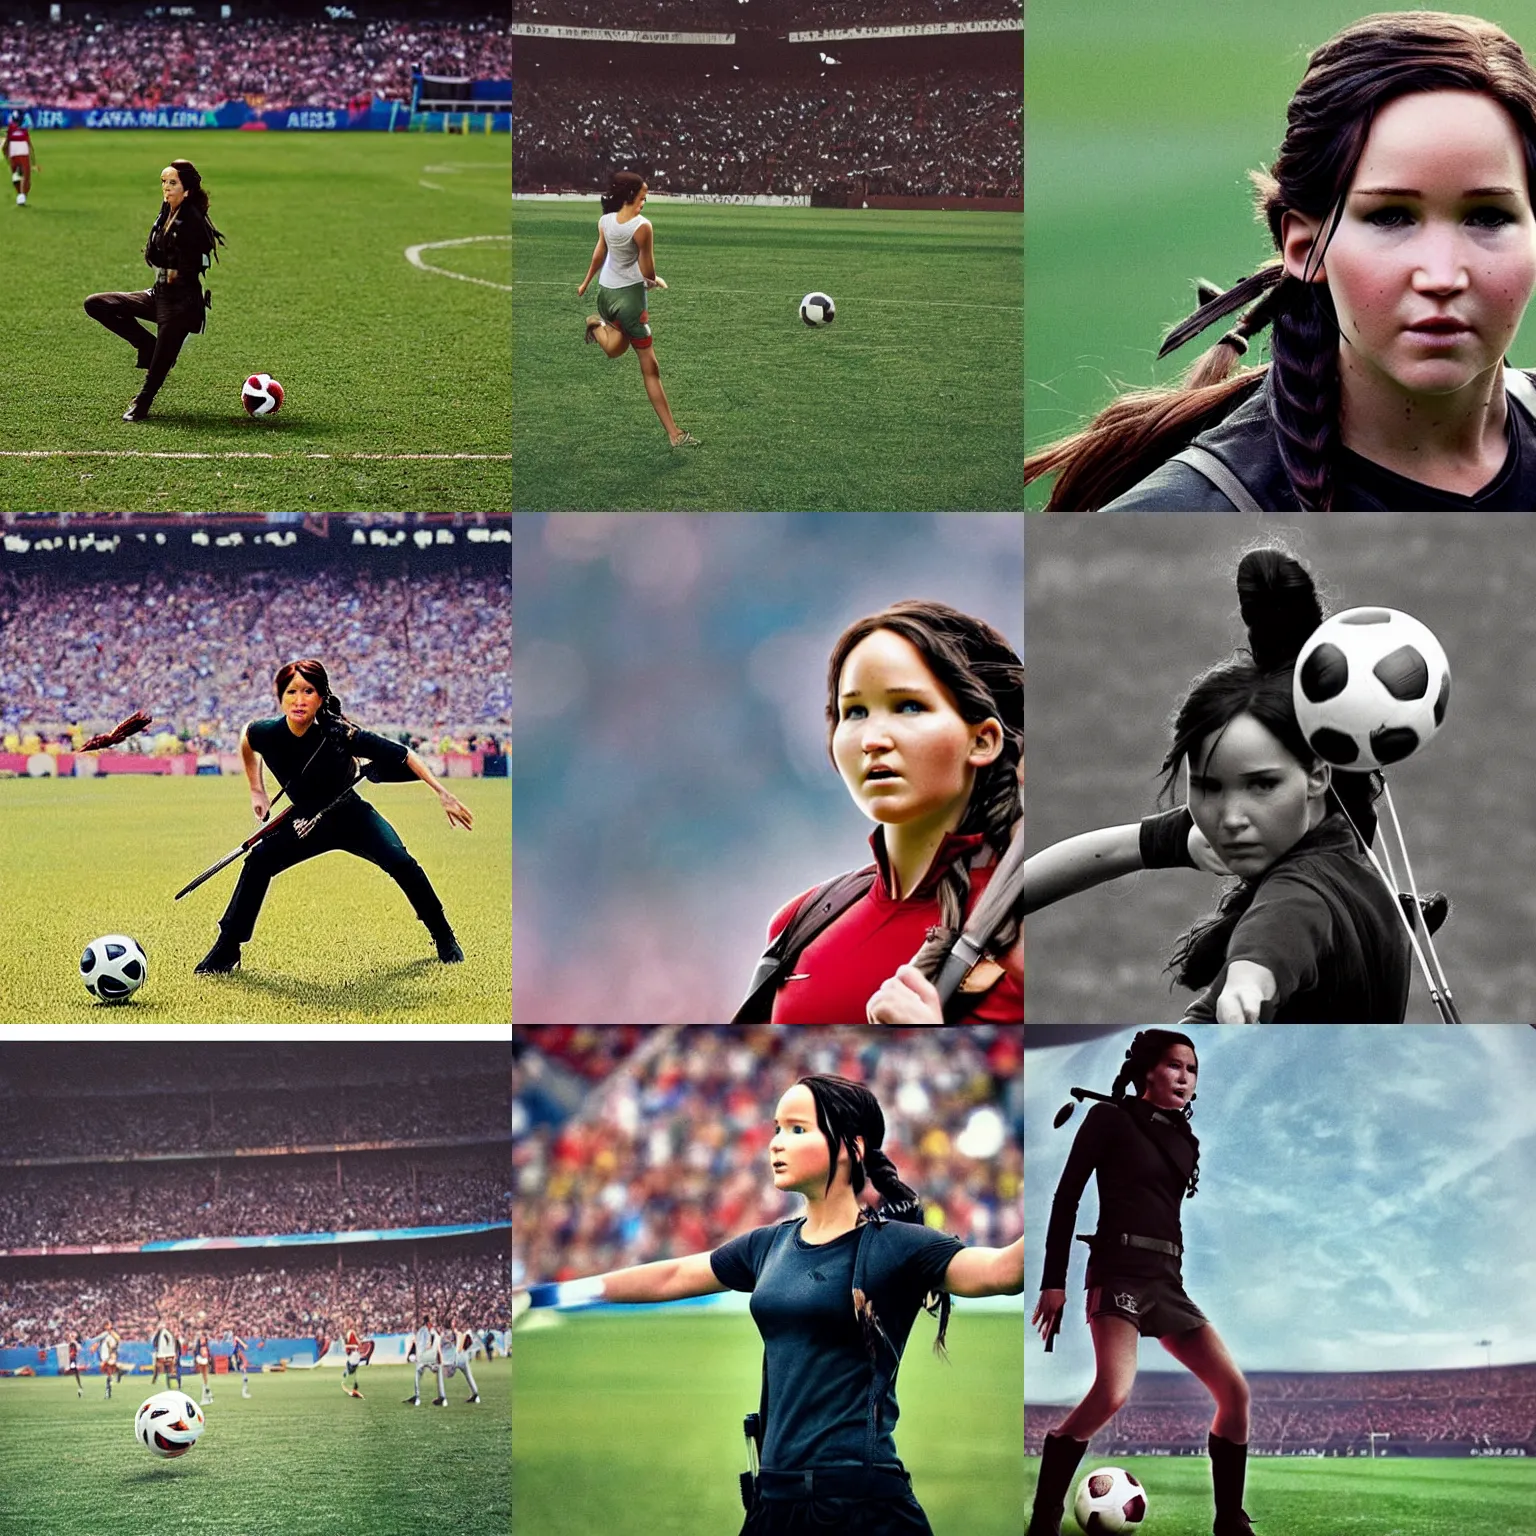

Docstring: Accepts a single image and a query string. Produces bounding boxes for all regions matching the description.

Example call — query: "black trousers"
[738,1496,934,1536]
[84,283,204,408]
[215,795,448,944]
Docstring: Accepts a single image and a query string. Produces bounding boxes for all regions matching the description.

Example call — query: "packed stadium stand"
[514,1025,1022,1287]
[1027,1365,1536,1455]
[514,1,1020,29]
[0,1044,509,1349]
[0,16,510,111]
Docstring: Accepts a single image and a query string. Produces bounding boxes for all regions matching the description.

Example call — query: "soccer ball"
[242,372,285,415]
[134,1391,206,1459]
[800,291,835,326]
[1293,607,1450,771]
[80,934,147,1003]
[1073,1466,1147,1533]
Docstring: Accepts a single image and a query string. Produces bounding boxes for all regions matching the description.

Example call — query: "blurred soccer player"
[97,1321,121,1399]
[404,1313,447,1407]
[5,111,35,206]
[151,1320,179,1390]
[230,1332,252,1397]
[340,1324,373,1398]
[66,1334,83,1397]
[193,1332,213,1404]
[442,1319,482,1404]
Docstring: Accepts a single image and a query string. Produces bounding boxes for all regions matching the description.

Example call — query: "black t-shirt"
[1041,1100,1197,1291]
[1179,815,1410,1024]
[711,1217,963,1472]
[245,715,408,815]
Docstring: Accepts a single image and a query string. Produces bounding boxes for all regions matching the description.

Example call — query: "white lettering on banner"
[788,20,1021,42]
[511,24,734,43]
[285,110,339,129]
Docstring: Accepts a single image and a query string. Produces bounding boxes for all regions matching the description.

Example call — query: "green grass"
[512,1310,1024,1536]
[0,1362,509,1536]
[1026,1450,1536,1534]
[1024,0,1536,502]
[0,776,510,1024]
[512,202,1023,509]
[4,130,509,512]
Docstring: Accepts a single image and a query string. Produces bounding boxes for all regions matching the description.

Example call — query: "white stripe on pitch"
[0,451,513,461]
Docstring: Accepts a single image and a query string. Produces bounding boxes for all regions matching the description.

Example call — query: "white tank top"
[598,211,649,289]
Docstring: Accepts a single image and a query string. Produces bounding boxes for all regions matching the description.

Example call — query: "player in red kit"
[6,112,35,207]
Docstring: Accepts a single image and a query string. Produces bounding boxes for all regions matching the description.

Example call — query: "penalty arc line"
[406,235,512,292]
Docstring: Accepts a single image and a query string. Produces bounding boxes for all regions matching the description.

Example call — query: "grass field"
[0,776,510,1024]
[513,1310,1024,1536]
[1025,513,1536,1023]
[1025,1450,1536,1534]
[1024,0,1536,503]
[3,130,509,512]
[0,1362,509,1536]
[512,201,1023,510]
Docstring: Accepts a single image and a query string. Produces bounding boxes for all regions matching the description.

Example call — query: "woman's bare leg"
[593,322,630,359]
[1159,1322,1250,1439]
[1055,1312,1140,1440]
[635,345,686,444]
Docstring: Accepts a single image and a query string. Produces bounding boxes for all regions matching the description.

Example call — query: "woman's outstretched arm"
[404,749,473,830]
[533,1251,726,1307]
[943,1236,1023,1298]
[1023,824,1145,914]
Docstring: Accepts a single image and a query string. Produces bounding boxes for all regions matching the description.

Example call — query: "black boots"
[425,915,463,963]
[1210,1432,1255,1535]
[194,933,241,974]
[1028,1431,1088,1536]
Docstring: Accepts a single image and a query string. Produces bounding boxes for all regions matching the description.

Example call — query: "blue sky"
[1025,1027,1536,1401]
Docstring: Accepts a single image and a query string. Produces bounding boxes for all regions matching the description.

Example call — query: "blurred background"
[511,512,1024,1024]
[1025,513,1536,1024]
[1024,0,1536,503]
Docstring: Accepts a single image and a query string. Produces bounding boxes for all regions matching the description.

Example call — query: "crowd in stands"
[514,70,1018,199]
[0,1251,507,1346]
[0,1077,509,1160]
[0,18,510,111]
[514,0,1018,30]
[514,1026,1022,1287]
[1027,1365,1536,1452]
[0,566,510,746]
[0,1150,510,1248]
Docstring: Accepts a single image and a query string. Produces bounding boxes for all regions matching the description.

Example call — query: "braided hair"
[796,1073,952,1356]
[1026,12,1536,510]
[1159,549,1381,990]
[1110,1031,1201,1197]
[825,601,1023,988]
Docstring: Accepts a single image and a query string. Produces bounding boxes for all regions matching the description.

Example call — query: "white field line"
[510,279,1020,311]
[406,234,512,292]
[0,450,513,461]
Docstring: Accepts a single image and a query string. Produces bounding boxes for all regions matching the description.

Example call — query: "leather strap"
[1168,443,1264,512]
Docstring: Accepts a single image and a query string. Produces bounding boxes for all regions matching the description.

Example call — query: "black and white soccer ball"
[80,934,148,1003]
[1294,607,1450,771]
[1073,1466,1147,1532]
[800,291,835,326]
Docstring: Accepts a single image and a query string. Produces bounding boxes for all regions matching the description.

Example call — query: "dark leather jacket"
[143,202,219,287]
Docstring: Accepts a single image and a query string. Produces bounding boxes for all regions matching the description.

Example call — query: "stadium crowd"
[0,1080,509,1160]
[0,1251,508,1346]
[514,70,1019,199]
[0,18,510,111]
[514,0,1018,29]
[0,566,510,746]
[0,1150,511,1248]
[514,1026,1022,1287]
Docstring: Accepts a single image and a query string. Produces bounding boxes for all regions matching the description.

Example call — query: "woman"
[193,658,473,975]
[532,1073,1023,1536]
[84,159,225,422]
[193,1333,212,1405]
[735,600,1023,1026]
[6,110,35,207]
[1028,1032,1253,1536]
[1026,13,1536,509]
[576,170,699,448]
[1023,551,1413,1022]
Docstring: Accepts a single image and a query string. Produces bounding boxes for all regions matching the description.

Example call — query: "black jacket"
[144,202,220,287]
[1102,368,1536,510]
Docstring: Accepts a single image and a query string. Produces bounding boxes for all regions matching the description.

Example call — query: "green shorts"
[596,281,652,347]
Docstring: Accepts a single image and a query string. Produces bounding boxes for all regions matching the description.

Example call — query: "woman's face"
[832,629,1002,830]
[632,182,648,209]
[769,1084,849,1197]
[280,671,323,728]
[1186,711,1329,878]
[1283,90,1536,398]
[161,166,186,208]
[1142,1044,1198,1112]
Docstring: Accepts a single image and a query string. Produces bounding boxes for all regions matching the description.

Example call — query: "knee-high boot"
[1028,1431,1089,1536]
[1209,1432,1255,1536]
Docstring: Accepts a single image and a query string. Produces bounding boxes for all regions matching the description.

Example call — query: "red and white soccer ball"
[1074,1466,1147,1533]
[134,1391,206,1459]
[242,372,285,416]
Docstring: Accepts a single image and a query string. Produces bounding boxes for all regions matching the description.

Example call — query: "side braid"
[1268,280,1341,510]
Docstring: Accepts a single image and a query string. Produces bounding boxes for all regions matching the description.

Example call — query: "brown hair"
[825,600,1023,982]
[1026,12,1536,510]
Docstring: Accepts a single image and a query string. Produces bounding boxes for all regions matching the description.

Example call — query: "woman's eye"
[896,700,924,713]
[1468,207,1517,229]
[842,705,866,720]
[1364,207,1413,229]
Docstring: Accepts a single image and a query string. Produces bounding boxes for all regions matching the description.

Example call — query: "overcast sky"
[1025,1026,1536,1401]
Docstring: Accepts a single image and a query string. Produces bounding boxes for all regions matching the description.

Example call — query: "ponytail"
[600,170,646,215]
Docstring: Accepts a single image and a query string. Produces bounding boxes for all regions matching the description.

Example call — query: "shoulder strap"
[730,866,877,1023]
[1167,444,1264,512]
[1504,365,1536,419]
